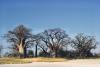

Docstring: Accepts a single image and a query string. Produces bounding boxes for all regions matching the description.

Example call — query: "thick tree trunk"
[50,50,58,58]
[50,50,56,58]
[19,44,24,58]
[18,39,25,58]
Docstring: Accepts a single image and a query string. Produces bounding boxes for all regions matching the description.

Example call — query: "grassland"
[0,57,66,64]
[1,57,100,64]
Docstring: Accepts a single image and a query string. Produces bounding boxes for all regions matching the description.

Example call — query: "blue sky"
[0,0,100,53]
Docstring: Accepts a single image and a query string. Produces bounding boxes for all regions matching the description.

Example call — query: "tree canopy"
[3,25,98,58]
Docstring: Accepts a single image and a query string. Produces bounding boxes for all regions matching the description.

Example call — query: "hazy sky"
[0,0,100,53]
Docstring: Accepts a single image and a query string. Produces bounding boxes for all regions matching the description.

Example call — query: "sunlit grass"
[32,57,66,62]
[0,58,32,64]
[0,57,66,64]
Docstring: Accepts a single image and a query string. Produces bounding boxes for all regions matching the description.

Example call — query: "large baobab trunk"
[50,50,58,58]
[53,50,58,58]
[18,44,27,58]
[50,46,58,58]
[18,39,25,58]
[18,44,24,58]
[18,39,28,58]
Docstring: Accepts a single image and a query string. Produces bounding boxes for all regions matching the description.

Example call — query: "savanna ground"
[0,57,66,64]
[0,58,100,67]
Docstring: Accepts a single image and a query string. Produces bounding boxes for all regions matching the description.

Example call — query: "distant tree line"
[1,25,98,58]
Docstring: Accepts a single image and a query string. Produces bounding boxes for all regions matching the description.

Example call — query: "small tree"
[72,33,97,58]
[28,50,34,58]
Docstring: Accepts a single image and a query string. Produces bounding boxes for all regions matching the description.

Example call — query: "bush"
[27,50,34,58]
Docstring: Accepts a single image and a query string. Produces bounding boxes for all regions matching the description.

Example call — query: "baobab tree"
[72,33,97,57]
[39,28,70,57]
[5,25,33,58]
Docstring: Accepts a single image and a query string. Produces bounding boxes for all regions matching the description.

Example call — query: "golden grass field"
[1,57,100,64]
[0,58,100,67]
[0,57,66,64]
[1,58,100,67]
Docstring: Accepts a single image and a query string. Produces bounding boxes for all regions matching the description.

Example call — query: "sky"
[0,0,100,53]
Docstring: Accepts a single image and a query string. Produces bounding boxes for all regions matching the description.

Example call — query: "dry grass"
[0,58,32,64]
[0,57,66,64]
[0,57,100,64]
[32,57,66,62]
